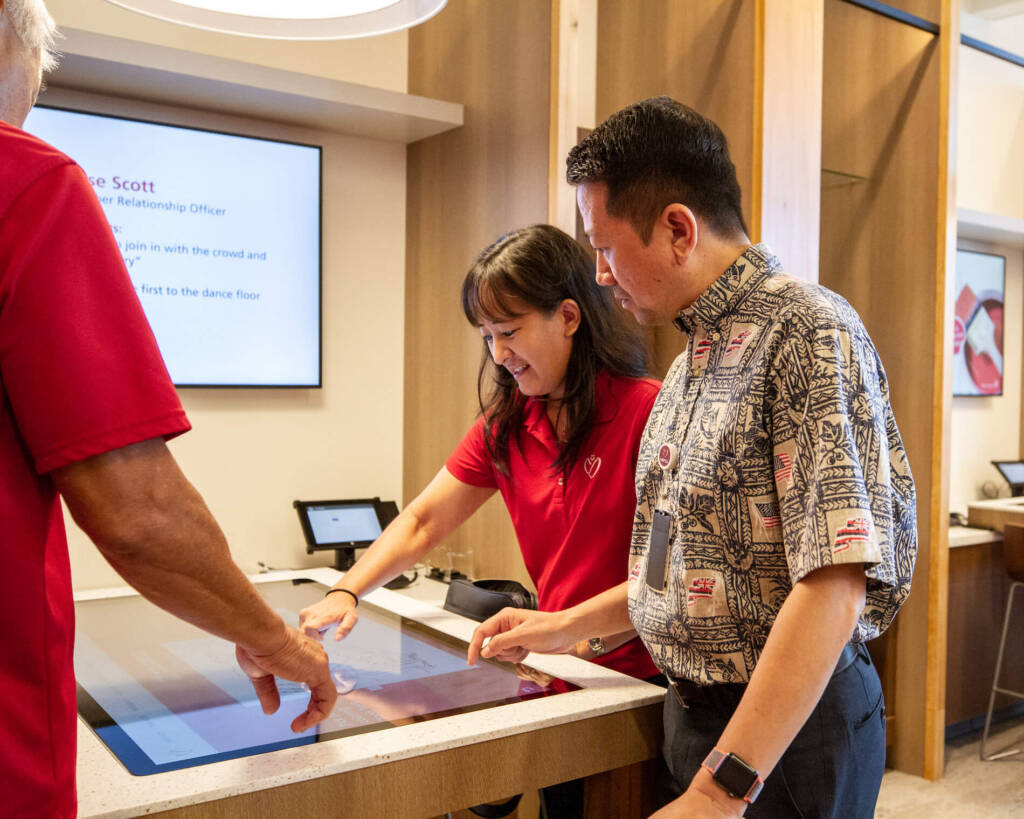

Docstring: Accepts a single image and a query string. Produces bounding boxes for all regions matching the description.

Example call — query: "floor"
[875,716,1024,817]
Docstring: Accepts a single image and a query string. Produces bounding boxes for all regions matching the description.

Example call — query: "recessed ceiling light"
[102,0,447,40]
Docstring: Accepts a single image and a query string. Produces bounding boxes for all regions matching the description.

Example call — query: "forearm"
[57,441,288,655]
[561,581,634,644]
[687,564,866,808]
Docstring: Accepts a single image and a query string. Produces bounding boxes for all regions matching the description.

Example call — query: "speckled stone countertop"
[75,569,664,818]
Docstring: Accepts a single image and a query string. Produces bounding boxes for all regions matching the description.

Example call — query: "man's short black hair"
[567,96,748,242]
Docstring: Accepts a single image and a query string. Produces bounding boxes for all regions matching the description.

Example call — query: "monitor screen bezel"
[27,102,324,390]
[992,460,1024,495]
[293,497,390,553]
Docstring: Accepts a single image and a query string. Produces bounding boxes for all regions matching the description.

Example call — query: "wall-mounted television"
[23,105,322,388]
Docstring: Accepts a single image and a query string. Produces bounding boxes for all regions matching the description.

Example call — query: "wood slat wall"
[820,0,956,778]
[405,0,554,587]
[596,0,759,378]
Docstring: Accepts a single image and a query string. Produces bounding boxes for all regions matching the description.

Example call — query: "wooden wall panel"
[406,0,552,586]
[876,0,942,23]
[594,0,823,370]
[820,0,955,777]
[596,0,758,377]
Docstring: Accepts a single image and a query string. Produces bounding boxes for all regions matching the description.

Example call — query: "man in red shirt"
[0,3,337,815]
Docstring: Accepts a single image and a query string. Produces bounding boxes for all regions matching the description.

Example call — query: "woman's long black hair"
[461,224,648,475]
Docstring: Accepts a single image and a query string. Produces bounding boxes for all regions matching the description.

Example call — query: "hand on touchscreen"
[467,608,575,666]
[299,593,360,642]
[235,627,337,733]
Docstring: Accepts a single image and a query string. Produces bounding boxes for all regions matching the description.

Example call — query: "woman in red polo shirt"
[300,224,660,680]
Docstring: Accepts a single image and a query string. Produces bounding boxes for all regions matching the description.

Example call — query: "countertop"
[949,525,1003,548]
[75,569,664,818]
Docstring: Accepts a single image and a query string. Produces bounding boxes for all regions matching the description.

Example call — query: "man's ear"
[661,203,699,263]
[558,299,582,337]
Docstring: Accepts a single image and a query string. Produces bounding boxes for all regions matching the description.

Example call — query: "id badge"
[645,510,672,592]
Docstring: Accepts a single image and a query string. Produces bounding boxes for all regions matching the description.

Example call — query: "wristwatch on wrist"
[701,748,764,804]
[587,637,606,656]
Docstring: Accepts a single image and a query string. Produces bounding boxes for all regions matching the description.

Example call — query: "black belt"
[668,643,862,710]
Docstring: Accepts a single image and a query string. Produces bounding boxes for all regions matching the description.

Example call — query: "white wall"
[40,7,411,588]
[958,12,1024,221]
[951,12,1024,513]
[949,238,1024,513]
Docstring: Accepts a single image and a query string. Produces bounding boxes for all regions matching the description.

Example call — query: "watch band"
[701,747,764,804]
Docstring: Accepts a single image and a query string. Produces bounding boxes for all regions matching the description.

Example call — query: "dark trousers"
[660,644,886,819]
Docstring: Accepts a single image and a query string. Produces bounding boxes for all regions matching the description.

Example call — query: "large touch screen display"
[75,580,576,775]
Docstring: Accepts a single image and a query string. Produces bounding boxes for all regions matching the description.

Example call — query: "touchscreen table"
[75,579,576,775]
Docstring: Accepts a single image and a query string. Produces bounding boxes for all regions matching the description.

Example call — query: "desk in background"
[947,525,1024,728]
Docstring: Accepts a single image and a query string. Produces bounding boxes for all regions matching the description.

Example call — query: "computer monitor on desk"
[293,497,398,570]
[992,461,1024,497]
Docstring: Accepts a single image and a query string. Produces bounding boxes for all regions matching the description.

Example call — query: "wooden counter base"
[148,703,664,819]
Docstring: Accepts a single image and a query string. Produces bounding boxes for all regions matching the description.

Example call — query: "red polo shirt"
[0,122,189,818]
[446,371,660,679]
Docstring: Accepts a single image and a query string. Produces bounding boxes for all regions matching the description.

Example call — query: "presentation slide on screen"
[23,106,321,386]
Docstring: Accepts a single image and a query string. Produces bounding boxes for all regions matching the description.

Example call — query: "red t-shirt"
[446,371,660,679]
[0,122,190,818]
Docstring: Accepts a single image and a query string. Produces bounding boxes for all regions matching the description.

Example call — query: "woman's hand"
[299,592,359,641]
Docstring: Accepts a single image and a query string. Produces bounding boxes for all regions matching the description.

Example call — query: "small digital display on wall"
[953,249,1006,397]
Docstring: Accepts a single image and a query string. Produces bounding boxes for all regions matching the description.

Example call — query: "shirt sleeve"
[0,162,190,474]
[770,318,912,613]
[445,417,499,488]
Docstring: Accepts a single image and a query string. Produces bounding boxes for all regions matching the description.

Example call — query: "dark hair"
[566,96,747,241]
[462,224,647,475]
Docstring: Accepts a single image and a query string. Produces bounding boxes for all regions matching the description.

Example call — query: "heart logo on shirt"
[584,454,601,479]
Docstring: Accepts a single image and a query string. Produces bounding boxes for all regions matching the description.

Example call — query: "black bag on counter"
[442,579,537,622]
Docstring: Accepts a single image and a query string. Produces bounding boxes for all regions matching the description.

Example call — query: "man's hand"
[650,770,746,818]
[467,607,577,665]
[649,784,745,819]
[299,593,359,641]
[235,627,337,733]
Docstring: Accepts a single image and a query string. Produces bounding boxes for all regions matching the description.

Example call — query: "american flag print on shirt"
[834,517,871,553]
[755,501,782,528]
[725,330,752,355]
[693,339,713,360]
[687,577,716,606]
[774,453,792,484]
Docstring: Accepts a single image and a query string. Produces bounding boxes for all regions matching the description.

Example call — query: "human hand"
[299,592,359,641]
[648,775,746,818]
[235,626,338,733]
[466,607,576,666]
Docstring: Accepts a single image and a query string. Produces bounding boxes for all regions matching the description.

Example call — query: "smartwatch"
[701,748,764,804]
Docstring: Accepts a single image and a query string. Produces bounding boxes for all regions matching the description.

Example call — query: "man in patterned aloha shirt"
[469,97,917,819]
